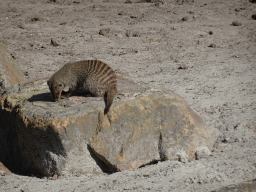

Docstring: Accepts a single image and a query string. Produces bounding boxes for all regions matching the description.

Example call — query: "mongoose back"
[47,60,117,114]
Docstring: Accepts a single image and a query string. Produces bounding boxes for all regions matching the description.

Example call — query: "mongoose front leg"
[61,87,77,99]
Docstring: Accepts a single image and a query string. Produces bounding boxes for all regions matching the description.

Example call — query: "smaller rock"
[176,150,189,163]
[209,31,213,35]
[209,43,216,48]
[178,65,188,70]
[232,21,242,26]
[31,17,40,22]
[252,14,256,20]
[17,23,26,29]
[195,146,211,159]
[51,38,60,46]
[60,21,68,25]
[0,43,26,89]
[99,28,111,36]
[182,16,190,21]
[118,11,127,15]
[51,174,58,180]
[0,162,11,176]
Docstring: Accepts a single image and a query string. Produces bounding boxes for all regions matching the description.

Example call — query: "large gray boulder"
[0,75,218,177]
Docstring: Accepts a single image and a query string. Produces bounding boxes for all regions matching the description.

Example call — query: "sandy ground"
[0,0,256,191]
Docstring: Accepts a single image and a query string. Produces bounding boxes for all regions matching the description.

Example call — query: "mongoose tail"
[104,85,117,115]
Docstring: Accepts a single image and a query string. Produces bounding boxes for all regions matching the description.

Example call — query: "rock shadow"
[0,108,67,177]
[87,145,118,174]
[28,89,93,102]
[28,92,52,102]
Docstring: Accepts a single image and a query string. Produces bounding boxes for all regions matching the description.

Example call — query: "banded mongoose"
[47,60,117,114]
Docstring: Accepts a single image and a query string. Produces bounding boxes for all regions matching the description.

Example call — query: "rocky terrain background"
[0,0,256,191]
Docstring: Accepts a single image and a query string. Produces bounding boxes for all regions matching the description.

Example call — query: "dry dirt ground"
[0,0,256,191]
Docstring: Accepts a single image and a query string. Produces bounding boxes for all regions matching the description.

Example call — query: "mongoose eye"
[58,84,63,87]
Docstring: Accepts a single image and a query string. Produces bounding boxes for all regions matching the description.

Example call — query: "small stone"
[17,23,26,29]
[60,21,68,25]
[178,65,188,70]
[195,146,211,159]
[209,43,216,48]
[31,17,40,22]
[209,31,213,35]
[0,43,26,89]
[0,162,11,176]
[176,150,189,163]
[99,28,111,36]
[252,14,256,20]
[51,174,58,180]
[51,38,60,46]
[182,16,189,21]
[118,11,127,15]
[232,21,242,26]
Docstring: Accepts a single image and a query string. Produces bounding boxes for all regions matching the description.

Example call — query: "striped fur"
[47,60,117,114]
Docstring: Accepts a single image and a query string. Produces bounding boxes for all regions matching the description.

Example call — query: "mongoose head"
[47,80,64,101]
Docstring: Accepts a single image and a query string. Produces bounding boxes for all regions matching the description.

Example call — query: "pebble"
[209,43,216,48]
[178,65,188,70]
[51,38,60,46]
[195,146,211,160]
[182,16,189,22]
[99,28,111,36]
[232,21,242,26]
[31,17,40,22]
